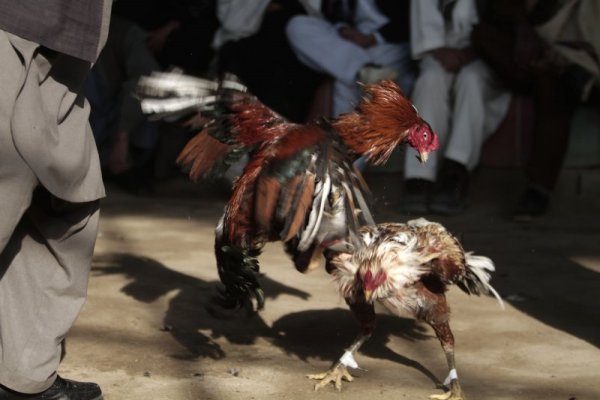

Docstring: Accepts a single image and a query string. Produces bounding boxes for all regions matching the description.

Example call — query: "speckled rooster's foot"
[429,392,464,400]
[307,364,354,391]
[429,380,466,400]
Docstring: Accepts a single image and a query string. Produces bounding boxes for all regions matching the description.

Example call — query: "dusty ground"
[59,169,600,400]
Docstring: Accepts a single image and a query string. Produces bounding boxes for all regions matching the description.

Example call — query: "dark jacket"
[374,0,410,43]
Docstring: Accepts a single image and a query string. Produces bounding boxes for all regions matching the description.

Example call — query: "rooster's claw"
[429,380,466,400]
[307,364,354,391]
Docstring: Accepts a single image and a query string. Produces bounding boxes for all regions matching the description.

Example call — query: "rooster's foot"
[429,380,466,400]
[307,364,354,391]
[213,286,265,312]
[429,392,464,400]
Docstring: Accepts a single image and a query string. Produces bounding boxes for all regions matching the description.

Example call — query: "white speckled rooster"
[312,218,504,400]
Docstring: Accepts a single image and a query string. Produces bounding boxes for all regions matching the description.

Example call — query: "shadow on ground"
[92,251,442,385]
[101,171,600,355]
[270,309,440,385]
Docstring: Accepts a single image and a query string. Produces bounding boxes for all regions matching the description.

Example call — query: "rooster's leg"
[429,321,466,400]
[214,219,264,310]
[307,299,376,391]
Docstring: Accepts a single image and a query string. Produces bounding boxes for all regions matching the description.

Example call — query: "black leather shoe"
[0,376,103,400]
[400,178,433,214]
[512,184,550,222]
[429,159,469,216]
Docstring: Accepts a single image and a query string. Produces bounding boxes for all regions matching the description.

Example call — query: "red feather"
[254,175,282,232]
[281,173,316,242]
[176,130,233,181]
[224,146,270,245]
[271,123,326,160]
[228,95,294,146]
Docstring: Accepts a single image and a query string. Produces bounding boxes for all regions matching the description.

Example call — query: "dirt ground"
[59,169,600,400]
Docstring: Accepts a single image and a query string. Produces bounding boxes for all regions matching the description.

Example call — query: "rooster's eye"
[422,132,427,140]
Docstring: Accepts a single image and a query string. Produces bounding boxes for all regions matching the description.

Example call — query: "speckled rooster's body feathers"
[330,218,504,316]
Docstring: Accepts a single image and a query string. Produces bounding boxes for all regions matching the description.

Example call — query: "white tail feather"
[137,72,218,97]
[136,71,249,119]
[298,172,331,251]
[220,79,248,92]
[140,95,217,115]
[465,252,505,309]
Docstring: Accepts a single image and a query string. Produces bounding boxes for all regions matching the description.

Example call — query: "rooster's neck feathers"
[332,80,422,165]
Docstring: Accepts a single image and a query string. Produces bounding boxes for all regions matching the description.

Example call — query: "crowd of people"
[91,0,599,222]
[0,0,598,398]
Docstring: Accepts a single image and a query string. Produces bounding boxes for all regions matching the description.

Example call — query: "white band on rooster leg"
[339,351,359,369]
[443,368,458,386]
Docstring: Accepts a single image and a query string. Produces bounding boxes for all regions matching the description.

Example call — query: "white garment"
[410,0,479,59]
[212,0,272,50]
[536,0,600,79]
[286,0,413,116]
[404,0,510,180]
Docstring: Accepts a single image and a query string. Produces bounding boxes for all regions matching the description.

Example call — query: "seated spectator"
[401,0,511,215]
[214,0,323,122]
[286,0,414,117]
[113,0,218,75]
[85,16,161,195]
[472,0,600,221]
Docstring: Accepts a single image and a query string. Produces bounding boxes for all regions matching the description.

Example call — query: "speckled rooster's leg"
[308,298,376,391]
[429,322,466,400]
[307,332,371,391]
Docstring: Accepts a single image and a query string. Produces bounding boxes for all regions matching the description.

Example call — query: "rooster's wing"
[136,72,293,181]
[224,122,375,254]
[136,72,375,254]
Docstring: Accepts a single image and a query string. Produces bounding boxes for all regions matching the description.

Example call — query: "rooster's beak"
[418,151,429,163]
[363,289,374,303]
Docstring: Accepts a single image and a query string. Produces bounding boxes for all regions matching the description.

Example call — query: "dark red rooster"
[314,218,504,399]
[136,72,439,309]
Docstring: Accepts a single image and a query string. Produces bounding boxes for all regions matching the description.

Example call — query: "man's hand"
[513,21,546,70]
[338,26,376,48]
[106,130,130,175]
[431,47,476,73]
[147,20,181,53]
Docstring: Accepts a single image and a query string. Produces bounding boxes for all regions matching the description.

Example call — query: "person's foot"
[429,159,469,216]
[512,184,550,222]
[0,376,103,400]
[400,178,433,214]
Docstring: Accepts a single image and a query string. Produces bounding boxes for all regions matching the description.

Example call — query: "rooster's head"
[407,121,438,163]
[332,80,440,165]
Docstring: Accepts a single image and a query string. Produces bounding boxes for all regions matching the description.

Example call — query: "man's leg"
[286,15,369,85]
[445,60,510,170]
[404,56,453,181]
[0,188,100,393]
